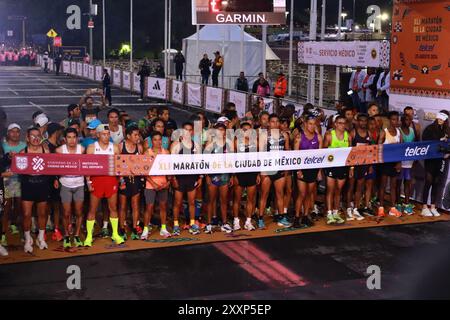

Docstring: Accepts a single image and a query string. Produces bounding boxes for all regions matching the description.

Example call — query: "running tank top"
[300,132,319,150]
[94,141,114,155]
[384,128,401,144]
[121,141,139,155]
[353,130,371,147]
[60,145,85,188]
[329,130,349,148]
[401,127,415,143]
[110,125,124,144]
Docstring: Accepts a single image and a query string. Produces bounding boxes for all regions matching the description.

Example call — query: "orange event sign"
[390,0,450,99]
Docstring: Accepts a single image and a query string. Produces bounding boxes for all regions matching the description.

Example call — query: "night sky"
[0,0,392,57]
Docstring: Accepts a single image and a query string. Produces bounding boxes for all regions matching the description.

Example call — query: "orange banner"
[390,0,450,99]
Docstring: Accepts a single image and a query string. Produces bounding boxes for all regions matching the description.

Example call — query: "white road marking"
[8,88,19,95]
[28,101,45,113]
[1,102,167,108]
[0,95,137,99]
[59,86,77,94]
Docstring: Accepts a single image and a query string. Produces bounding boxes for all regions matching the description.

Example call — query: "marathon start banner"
[11,141,448,176]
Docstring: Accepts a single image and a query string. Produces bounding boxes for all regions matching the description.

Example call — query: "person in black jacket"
[235,72,249,92]
[199,54,212,85]
[0,145,12,256]
[102,69,112,106]
[137,59,151,101]
[174,51,185,81]
[55,53,63,76]
[421,110,450,217]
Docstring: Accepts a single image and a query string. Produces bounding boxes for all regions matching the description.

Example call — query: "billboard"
[192,0,286,25]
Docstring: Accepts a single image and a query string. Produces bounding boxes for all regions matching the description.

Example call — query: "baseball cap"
[436,112,449,121]
[47,123,64,136]
[34,113,49,127]
[7,123,21,131]
[87,119,102,130]
[217,116,230,124]
[96,124,110,133]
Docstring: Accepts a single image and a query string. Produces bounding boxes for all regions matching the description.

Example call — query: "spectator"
[252,73,270,97]
[83,53,91,64]
[155,63,165,78]
[377,68,390,113]
[349,67,366,112]
[361,67,376,113]
[54,53,63,76]
[274,72,287,98]
[212,51,224,87]
[199,54,212,85]
[174,51,186,81]
[137,59,151,101]
[235,72,249,92]
[43,51,49,73]
[102,69,112,106]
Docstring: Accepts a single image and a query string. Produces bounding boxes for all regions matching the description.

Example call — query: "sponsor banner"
[132,72,141,93]
[83,63,89,78]
[62,61,70,74]
[12,141,448,177]
[383,141,447,163]
[113,69,122,87]
[171,80,184,104]
[297,41,390,68]
[186,83,202,107]
[228,90,248,118]
[76,62,83,77]
[391,0,450,98]
[205,87,224,113]
[88,65,95,80]
[95,65,103,81]
[147,77,167,100]
[122,71,131,89]
[12,154,113,176]
[71,61,77,75]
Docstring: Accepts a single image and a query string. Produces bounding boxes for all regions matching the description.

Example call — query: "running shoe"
[10,224,19,235]
[361,207,375,217]
[265,207,272,216]
[395,204,404,214]
[74,236,83,247]
[172,226,181,237]
[111,234,125,245]
[160,229,172,238]
[52,229,64,242]
[0,245,8,257]
[421,207,433,217]
[388,207,402,218]
[182,223,190,231]
[45,221,54,232]
[24,238,33,253]
[83,236,93,247]
[258,219,266,230]
[211,216,220,226]
[135,225,143,235]
[204,224,213,234]
[221,223,233,234]
[302,216,315,227]
[63,237,72,249]
[430,208,441,217]
[403,204,414,215]
[277,216,292,228]
[352,208,365,221]
[101,228,110,238]
[196,220,207,229]
[36,238,48,250]
[189,224,201,235]
[131,231,140,240]
[233,219,241,231]
[292,217,302,229]
[244,220,256,231]
[377,207,385,217]
[0,235,7,247]
[346,208,355,221]
[326,211,336,225]
[312,204,320,215]
[140,229,149,240]
[333,210,345,224]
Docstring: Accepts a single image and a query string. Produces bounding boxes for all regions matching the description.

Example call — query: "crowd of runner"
[0,88,449,256]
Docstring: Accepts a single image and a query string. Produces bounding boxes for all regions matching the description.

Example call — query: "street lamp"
[381,13,389,21]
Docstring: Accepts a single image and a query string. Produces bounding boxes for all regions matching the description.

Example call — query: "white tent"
[182,25,279,89]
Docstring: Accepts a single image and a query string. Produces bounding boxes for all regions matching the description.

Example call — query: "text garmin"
[216,13,267,24]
